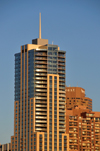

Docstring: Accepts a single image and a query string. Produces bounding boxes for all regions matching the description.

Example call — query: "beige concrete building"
[66,87,100,151]
[66,87,92,111]
[11,13,69,151]
[66,106,100,151]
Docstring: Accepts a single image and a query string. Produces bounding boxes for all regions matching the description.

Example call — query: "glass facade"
[28,50,34,98]
[48,46,58,74]
[15,53,20,151]
[15,53,20,101]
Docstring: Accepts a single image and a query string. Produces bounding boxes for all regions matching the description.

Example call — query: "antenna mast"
[39,13,41,39]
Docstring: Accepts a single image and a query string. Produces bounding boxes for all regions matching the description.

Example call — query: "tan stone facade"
[66,106,100,151]
[66,87,92,111]
[10,14,68,151]
[65,87,100,151]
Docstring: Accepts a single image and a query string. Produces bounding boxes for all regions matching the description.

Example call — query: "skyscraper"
[11,13,69,151]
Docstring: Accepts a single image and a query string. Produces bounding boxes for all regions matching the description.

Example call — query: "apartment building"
[10,13,69,151]
[66,106,100,151]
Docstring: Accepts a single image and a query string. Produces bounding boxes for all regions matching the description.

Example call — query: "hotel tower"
[11,13,69,151]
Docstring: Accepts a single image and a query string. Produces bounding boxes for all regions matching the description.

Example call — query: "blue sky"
[0,0,100,144]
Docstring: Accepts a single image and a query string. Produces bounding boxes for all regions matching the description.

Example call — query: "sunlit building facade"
[66,106,100,151]
[10,13,69,151]
[66,87,92,111]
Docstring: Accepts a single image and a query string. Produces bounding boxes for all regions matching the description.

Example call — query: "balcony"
[59,129,66,132]
[36,104,47,107]
[59,98,65,101]
[59,82,65,86]
[58,59,65,62]
[59,121,65,124]
[35,61,47,64]
[59,102,65,105]
[35,100,47,104]
[58,54,65,58]
[35,128,47,131]
[59,93,65,97]
[35,85,47,88]
[59,86,65,89]
[59,113,65,116]
[35,65,47,68]
[35,108,47,111]
[59,110,66,113]
[35,93,47,96]
[35,73,47,76]
[35,57,47,60]
[35,81,47,84]
[35,96,47,100]
[59,106,65,109]
[35,52,47,55]
[59,90,65,93]
[36,112,47,115]
[58,63,65,66]
[58,66,65,69]
[35,123,47,127]
[35,116,47,119]
[35,69,47,72]
[59,117,65,120]
[35,89,47,92]
[35,120,47,123]
[59,125,66,128]
[59,78,65,82]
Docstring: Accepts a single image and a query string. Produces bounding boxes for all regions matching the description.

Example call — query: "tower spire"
[39,13,41,39]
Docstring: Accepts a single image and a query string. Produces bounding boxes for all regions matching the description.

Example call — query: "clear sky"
[0,0,100,144]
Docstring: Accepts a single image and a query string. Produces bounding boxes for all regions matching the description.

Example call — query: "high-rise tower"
[11,13,69,151]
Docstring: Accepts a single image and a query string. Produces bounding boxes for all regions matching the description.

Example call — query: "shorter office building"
[0,143,11,151]
[66,106,100,151]
[66,87,92,111]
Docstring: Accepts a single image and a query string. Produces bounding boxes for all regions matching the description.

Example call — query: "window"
[50,80,52,83]
[50,76,52,80]
[34,138,36,141]
[54,88,57,91]
[34,134,36,137]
